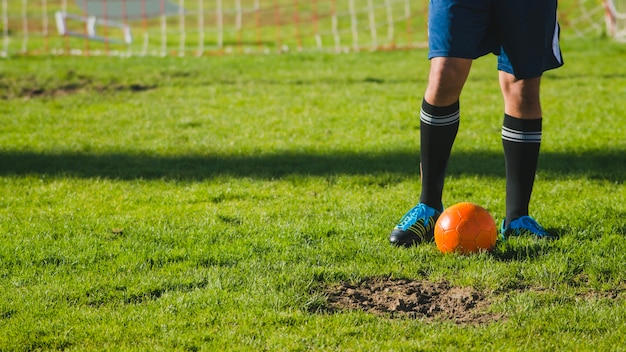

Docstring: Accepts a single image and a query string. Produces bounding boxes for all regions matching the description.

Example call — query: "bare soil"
[325,277,503,325]
[0,78,155,100]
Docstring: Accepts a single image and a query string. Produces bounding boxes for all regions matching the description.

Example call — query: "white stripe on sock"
[501,126,542,143]
[420,109,460,126]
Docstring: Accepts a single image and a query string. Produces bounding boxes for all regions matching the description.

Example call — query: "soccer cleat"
[390,203,441,247]
[500,215,556,240]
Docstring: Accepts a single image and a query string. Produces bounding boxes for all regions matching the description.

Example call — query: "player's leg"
[499,73,550,237]
[419,57,471,212]
[499,73,553,238]
[496,0,562,239]
[424,57,472,107]
[390,0,494,247]
[499,74,542,118]
[389,58,470,247]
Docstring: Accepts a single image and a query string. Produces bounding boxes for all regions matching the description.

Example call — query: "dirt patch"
[326,277,502,325]
[0,78,156,100]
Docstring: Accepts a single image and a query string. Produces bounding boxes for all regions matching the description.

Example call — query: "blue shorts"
[428,0,564,79]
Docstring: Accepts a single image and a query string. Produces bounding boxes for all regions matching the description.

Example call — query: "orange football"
[434,202,497,254]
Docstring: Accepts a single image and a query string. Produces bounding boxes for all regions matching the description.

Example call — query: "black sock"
[418,99,460,212]
[502,114,542,226]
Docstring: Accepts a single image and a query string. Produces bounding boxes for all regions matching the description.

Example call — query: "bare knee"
[499,72,542,118]
[424,58,472,106]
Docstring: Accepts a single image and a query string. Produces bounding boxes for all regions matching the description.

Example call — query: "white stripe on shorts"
[552,14,563,65]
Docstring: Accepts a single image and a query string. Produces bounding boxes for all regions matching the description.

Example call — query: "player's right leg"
[390,0,485,247]
[389,58,469,247]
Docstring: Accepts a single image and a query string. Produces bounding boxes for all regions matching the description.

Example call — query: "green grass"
[1,38,626,351]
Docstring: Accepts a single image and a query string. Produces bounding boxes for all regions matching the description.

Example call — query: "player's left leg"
[496,0,562,239]
[499,73,553,239]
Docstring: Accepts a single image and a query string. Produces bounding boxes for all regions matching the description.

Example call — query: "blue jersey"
[427,0,564,79]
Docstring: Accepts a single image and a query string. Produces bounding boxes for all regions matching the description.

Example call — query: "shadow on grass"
[0,149,623,182]
[492,228,564,261]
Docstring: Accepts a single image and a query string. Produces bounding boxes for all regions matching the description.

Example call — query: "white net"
[0,0,622,58]
[561,0,607,37]
[1,0,429,57]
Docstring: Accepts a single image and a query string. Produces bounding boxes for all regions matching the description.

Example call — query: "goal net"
[1,0,429,57]
[0,0,622,58]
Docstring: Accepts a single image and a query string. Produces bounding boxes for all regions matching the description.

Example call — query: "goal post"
[55,11,133,45]
[604,0,626,41]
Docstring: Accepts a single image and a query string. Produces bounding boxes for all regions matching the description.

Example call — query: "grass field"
[1,37,625,351]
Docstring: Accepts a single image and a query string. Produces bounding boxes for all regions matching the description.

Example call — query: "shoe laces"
[510,216,549,237]
[397,203,437,229]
